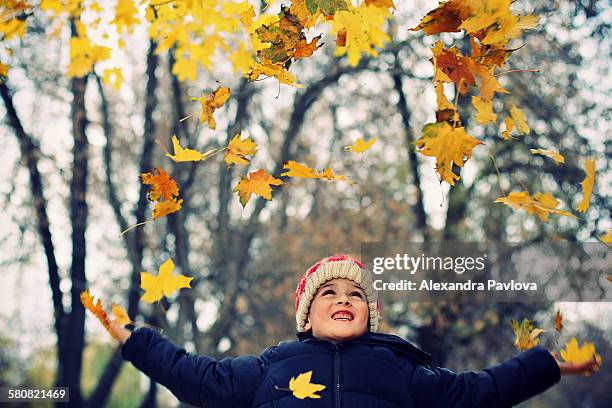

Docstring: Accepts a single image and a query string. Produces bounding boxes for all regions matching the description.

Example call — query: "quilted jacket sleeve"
[410,346,561,408]
[121,327,274,407]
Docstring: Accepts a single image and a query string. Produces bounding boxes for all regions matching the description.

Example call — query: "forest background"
[0,0,610,407]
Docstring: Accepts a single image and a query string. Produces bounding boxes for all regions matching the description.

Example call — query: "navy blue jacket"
[121,328,560,407]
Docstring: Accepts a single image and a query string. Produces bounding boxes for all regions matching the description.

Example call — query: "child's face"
[304,278,369,343]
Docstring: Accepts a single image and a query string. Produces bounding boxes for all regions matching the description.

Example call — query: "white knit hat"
[295,254,380,332]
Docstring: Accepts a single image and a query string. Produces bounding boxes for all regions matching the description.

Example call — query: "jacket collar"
[296,331,432,367]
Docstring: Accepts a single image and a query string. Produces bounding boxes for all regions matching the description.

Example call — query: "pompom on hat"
[295,254,381,333]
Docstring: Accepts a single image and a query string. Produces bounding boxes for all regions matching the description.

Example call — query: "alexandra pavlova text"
[374,279,538,291]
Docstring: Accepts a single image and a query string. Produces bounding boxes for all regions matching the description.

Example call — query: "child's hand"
[552,352,600,376]
[109,320,132,345]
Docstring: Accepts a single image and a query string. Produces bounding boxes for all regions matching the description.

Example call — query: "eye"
[322,289,335,296]
[351,291,364,298]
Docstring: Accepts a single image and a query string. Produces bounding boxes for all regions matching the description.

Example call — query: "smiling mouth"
[331,311,354,321]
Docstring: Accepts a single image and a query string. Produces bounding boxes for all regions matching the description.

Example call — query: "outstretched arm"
[110,322,272,407]
[411,346,561,408]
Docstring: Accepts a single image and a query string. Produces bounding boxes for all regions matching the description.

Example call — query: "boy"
[111,254,598,407]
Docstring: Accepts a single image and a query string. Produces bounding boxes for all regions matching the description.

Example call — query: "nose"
[336,296,351,305]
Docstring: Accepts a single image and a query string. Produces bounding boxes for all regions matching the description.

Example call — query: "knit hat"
[295,254,380,333]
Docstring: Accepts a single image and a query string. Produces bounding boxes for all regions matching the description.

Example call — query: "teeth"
[332,313,353,321]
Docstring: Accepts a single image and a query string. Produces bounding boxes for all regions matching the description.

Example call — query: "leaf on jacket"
[344,137,377,153]
[224,133,257,167]
[495,190,577,222]
[193,86,231,129]
[560,337,602,369]
[166,134,217,162]
[554,309,563,333]
[529,148,565,165]
[511,318,544,351]
[233,169,284,207]
[576,158,595,213]
[140,258,193,304]
[289,370,326,399]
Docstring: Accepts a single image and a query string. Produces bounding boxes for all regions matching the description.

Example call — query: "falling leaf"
[511,318,545,351]
[472,96,497,125]
[102,67,123,90]
[140,167,179,202]
[112,304,132,326]
[501,116,513,140]
[554,309,563,333]
[495,190,577,221]
[600,229,612,244]
[306,0,348,16]
[576,158,595,213]
[289,371,326,399]
[318,167,349,181]
[415,122,482,185]
[344,137,377,153]
[435,47,476,89]
[165,135,217,163]
[233,169,284,207]
[509,104,530,134]
[410,0,468,35]
[560,337,602,369]
[281,161,321,179]
[294,35,323,59]
[529,148,565,165]
[224,133,257,166]
[140,258,193,304]
[193,86,231,129]
[81,290,120,341]
[152,198,183,220]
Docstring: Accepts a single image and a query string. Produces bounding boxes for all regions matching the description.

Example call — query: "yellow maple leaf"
[140,258,193,303]
[344,137,377,153]
[289,371,326,399]
[224,133,257,166]
[247,62,303,88]
[529,148,565,165]
[600,229,612,244]
[576,158,595,213]
[495,190,577,221]
[152,198,183,220]
[415,122,482,186]
[165,134,217,162]
[193,86,231,129]
[560,337,602,369]
[113,0,140,33]
[111,304,132,326]
[509,104,530,134]
[67,36,111,78]
[233,169,284,207]
[281,161,321,178]
[472,96,497,125]
[511,318,545,351]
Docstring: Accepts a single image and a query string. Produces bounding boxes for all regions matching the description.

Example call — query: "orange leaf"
[294,35,323,59]
[410,0,468,35]
[140,167,179,201]
[233,169,284,207]
[152,198,183,220]
[81,290,119,341]
[554,309,563,333]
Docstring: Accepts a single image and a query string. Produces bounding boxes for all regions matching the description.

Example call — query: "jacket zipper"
[333,344,342,408]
